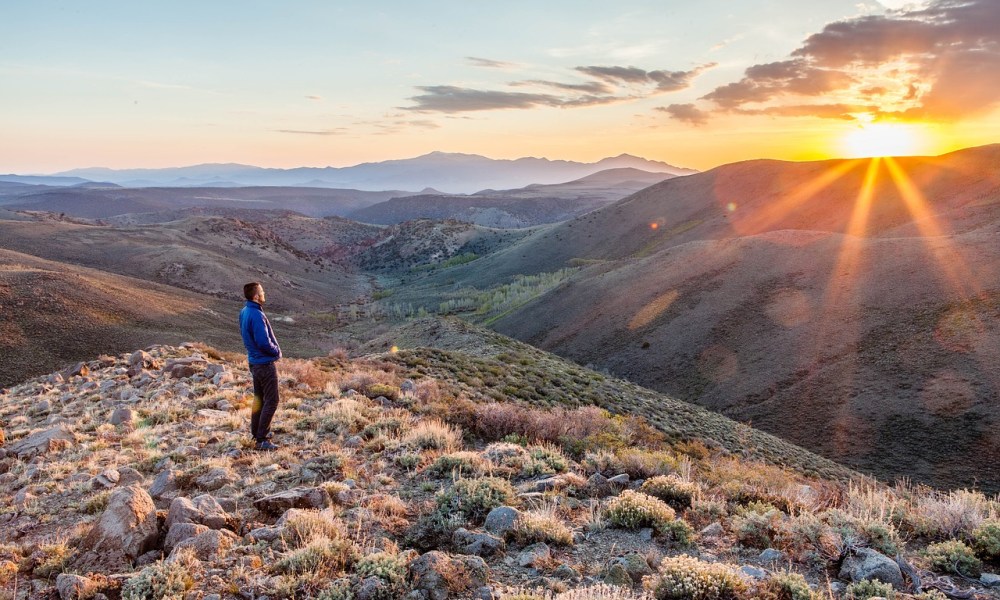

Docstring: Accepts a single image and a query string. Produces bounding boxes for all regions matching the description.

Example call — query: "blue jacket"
[240,301,282,364]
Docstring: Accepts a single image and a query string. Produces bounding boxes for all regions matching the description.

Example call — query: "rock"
[531,477,564,493]
[75,485,159,571]
[35,399,52,414]
[639,528,654,541]
[760,548,784,563]
[474,586,497,600]
[195,467,235,491]
[165,494,230,530]
[828,582,846,596]
[164,522,209,554]
[254,487,333,515]
[453,528,505,557]
[92,468,120,489]
[170,528,238,561]
[740,566,768,580]
[409,551,490,600]
[13,488,35,508]
[8,425,74,458]
[110,407,134,426]
[150,469,179,499]
[400,379,416,393]
[604,563,632,587]
[64,362,89,379]
[605,553,652,585]
[700,523,725,537]
[203,364,225,378]
[608,474,630,485]
[553,563,580,580]
[248,524,284,543]
[838,548,904,589]
[56,573,97,600]
[982,573,1000,587]
[129,350,151,367]
[585,473,614,498]
[518,542,551,567]
[118,467,144,487]
[356,576,391,600]
[484,506,521,536]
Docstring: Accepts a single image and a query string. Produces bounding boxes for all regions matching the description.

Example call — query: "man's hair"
[243,282,262,301]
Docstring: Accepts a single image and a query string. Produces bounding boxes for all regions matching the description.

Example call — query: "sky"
[3,0,1000,173]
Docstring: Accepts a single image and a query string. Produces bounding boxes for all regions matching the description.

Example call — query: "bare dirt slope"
[0,215,372,311]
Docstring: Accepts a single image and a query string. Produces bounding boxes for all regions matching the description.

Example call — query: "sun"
[841,122,923,158]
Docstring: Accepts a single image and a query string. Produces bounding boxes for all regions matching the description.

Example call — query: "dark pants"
[249,361,279,442]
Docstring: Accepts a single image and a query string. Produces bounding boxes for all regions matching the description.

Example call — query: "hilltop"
[1,341,998,599]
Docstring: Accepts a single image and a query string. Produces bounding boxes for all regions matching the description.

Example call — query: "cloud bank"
[663,0,1000,125]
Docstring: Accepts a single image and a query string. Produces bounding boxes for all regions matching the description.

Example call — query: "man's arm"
[252,313,282,358]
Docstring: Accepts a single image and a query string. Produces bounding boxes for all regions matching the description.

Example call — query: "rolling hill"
[390,145,1000,490]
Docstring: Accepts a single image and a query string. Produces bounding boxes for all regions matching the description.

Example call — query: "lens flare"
[842,122,922,158]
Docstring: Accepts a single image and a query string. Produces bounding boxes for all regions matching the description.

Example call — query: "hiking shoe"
[254,440,279,452]
[250,431,274,440]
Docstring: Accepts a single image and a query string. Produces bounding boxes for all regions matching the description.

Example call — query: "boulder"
[64,362,89,379]
[760,548,784,563]
[194,467,235,491]
[484,506,521,537]
[56,573,97,600]
[605,553,652,584]
[838,548,904,589]
[164,522,209,554]
[110,407,134,427]
[165,494,230,530]
[453,528,505,557]
[518,542,551,567]
[585,473,614,498]
[169,528,238,561]
[253,486,333,515]
[149,469,179,500]
[128,350,151,367]
[92,468,120,489]
[75,485,159,571]
[8,426,74,458]
[409,551,490,600]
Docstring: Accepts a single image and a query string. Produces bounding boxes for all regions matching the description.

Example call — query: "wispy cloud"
[664,0,1000,125]
[305,95,323,101]
[466,56,518,69]
[657,103,710,125]
[404,63,714,113]
[275,128,348,136]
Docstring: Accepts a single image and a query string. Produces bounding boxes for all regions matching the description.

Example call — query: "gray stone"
[110,407,134,426]
[607,474,630,485]
[585,473,614,498]
[129,350,151,367]
[838,548,904,589]
[195,467,235,491]
[700,523,725,537]
[165,494,229,530]
[474,587,497,600]
[531,477,564,492]
[149,469,179,499]
[553,563,580,580]
[760,548,784,563]
[518,542,551,567]
[164,522,209,554]
[484,506,521,536]
[56,573,97,600]
[254,486,333,515]
[740,566,768,580]
[453,528,505,557]
[8,425,74,458]
[92,468,120,489]
[981,573,1000,587]
[75,485,159,571]
[409,551,490,600]
[400,379,416,393]
[355,576,391,600]
[118,467,144,487]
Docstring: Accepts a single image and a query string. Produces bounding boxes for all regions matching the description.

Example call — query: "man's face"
[254,285,266,305]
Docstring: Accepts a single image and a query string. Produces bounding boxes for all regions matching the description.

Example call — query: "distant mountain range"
[30,152,694,193]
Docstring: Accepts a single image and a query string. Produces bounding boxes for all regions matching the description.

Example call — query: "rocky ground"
[0,344,998,600]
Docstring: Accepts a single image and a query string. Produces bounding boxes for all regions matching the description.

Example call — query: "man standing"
[239,282,282,451]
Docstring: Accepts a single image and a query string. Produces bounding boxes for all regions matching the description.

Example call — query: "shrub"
[644,555,747,600]
[355,550,410,596]
[428,452,488,478]
[971,519,1000,560]
[437,477,518,523]
[280,358,335,390]
[775,512,844,565]
[363,383,401,401]
[923,540,982,578]
[31,541,72,578]
[521,444,569,477]
[403,419,463,451]
[511,509,575,547]
[640,475,700,510]
[758,572,817,600]
[483,442,531,471]
[281,510,343,549]
[845,579,895,600]
[733,506,782,550]
[273,536,360,577]
[316,578,354,600]
[685,497,728,529]
[122,549,198,600]
[605,490,690,542]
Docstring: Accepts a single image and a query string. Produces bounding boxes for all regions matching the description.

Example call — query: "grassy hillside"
[1,342,997,599]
